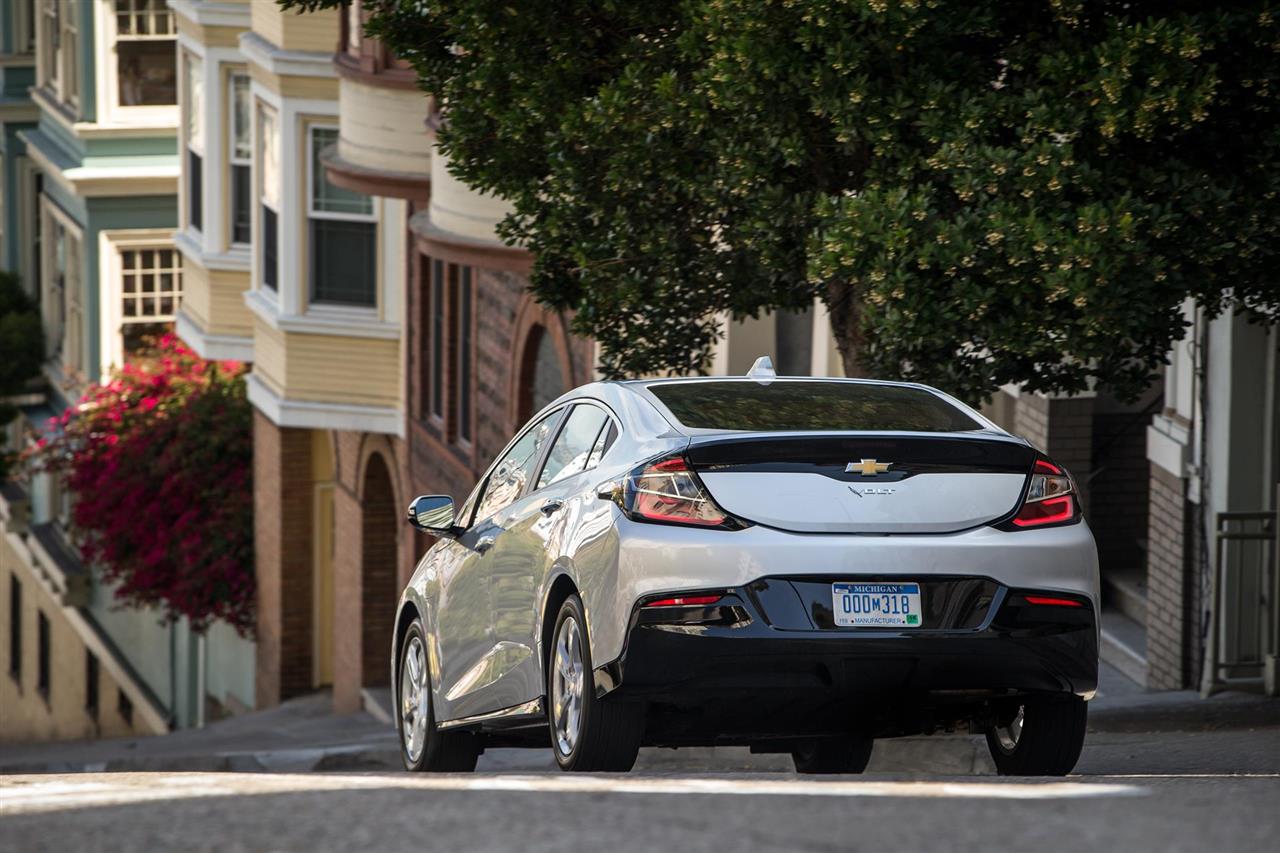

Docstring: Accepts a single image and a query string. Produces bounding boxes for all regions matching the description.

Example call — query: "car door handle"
[540,499,564,515]
[474,535,496,554]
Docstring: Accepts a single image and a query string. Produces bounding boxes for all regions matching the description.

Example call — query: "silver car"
[394,364,1099,774]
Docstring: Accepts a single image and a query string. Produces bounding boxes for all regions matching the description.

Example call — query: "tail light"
[1005,458,1079,529]
[620,453,747,529]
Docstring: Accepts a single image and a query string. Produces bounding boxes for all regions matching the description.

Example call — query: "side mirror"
[407,495,455,534]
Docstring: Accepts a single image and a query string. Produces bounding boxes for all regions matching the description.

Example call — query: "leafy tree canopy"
[286,0,1280,401]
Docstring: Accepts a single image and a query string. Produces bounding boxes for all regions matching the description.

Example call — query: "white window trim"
[94,0,178,128]
[98,229,181,373]
[14,0,35,56]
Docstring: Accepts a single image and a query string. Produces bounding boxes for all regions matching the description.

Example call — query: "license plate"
[831,582,922,628]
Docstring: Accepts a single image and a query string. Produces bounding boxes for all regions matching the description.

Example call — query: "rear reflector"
[1024,595,1084,608]
[643,595,723,608]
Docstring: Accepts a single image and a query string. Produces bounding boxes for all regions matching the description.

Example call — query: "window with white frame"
[115,0,176,107]
[258,103,279,291]
[183,51,203,231]
[14,0,35,55]
[308,126,376,307]
[41,203,83,376]
[119,246,183,357]
[37,1,78,110]
[229,73,251,246]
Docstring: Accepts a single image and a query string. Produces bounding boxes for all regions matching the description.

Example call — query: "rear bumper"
[596,582,1097,745]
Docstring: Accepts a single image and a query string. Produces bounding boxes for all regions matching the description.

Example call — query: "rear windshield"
[647,380,983,433]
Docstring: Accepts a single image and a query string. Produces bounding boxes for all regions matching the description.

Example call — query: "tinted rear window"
[648,381,982,432]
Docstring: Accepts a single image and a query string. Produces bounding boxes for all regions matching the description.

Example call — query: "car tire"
[398,619,479,772]
[547,593,643,772]
[985,695,1087,776]
[791,737,875,774]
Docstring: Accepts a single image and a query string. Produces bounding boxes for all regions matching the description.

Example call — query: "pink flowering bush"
[27,334,254,636]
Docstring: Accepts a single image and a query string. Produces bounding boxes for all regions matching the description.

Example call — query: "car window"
[472,410,560,522]
[585,420,617,469]
[647,380,982,432]
[537,404,611,489]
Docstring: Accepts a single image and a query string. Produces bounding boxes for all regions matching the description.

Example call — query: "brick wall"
[1146,463,1192,689]
[406,259,593,545]
[252,410,314,708]
[1014,394,1095,514]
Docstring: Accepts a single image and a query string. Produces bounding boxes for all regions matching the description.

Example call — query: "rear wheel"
[399,620,479,772]
[791,737,874,774]
[985,696,1087,776]
[548,594,643,772]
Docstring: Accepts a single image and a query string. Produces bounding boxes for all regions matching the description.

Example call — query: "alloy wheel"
[552,615,585,757]
[993,705,1025,752]
[400,635,429,763]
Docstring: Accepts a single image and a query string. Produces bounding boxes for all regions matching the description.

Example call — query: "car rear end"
[596,378,1099,747]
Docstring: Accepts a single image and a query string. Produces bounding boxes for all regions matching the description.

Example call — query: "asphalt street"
[2,768,1277,852]
[3,676,1276,852]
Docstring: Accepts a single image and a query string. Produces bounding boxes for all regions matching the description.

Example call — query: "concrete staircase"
[1100,565,1149,686]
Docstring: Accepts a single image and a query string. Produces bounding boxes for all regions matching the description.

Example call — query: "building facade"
[0,0,254,742]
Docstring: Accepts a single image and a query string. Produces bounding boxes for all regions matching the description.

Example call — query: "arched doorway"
[360,453,398,687]
[517,323,568,423]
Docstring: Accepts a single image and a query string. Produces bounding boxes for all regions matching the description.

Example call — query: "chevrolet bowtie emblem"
[846,459,892,476]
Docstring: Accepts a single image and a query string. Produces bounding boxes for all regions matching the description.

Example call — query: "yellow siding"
[208,269,254,338]
[0,539,153,742]
[251,2,339,53]
[252,314,288,397]
[248,63,338,101]
[285,333,400,409]
[181,257,213,330]
[174,14,244,48]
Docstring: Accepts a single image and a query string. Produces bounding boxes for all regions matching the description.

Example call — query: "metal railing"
[1209,506,1277,691]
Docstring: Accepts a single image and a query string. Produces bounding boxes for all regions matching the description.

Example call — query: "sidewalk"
[2,664,1275,776]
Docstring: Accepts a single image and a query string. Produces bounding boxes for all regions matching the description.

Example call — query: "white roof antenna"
[747,355,776,384]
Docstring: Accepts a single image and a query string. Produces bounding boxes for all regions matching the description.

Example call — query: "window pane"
[231,74,251,161]
[473,412,559,523]
[538,405,609,489]
[188,150,202,230]
[310,219,375,305]
[647,381,983,432]
[457,267,472,441]
[260,107,279,209]
[118,40,176,106]
[310,127,371,216]
[430,259,443,418]
[231,164,251,244]
[261,205,278,289]
[183,52,202,149]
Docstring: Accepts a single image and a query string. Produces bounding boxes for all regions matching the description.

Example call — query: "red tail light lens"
[622,453,740,528]
[643,594,723,608]
[1007,456,1078,529]
[1024,595,1084,607]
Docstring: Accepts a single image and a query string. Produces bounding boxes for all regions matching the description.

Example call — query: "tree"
[287,0,1280,400]
[25,335,255,635]
[0,271,44,478]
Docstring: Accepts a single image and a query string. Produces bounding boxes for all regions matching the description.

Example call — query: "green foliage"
[289,0,1280,400]
[0,270,44,478]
